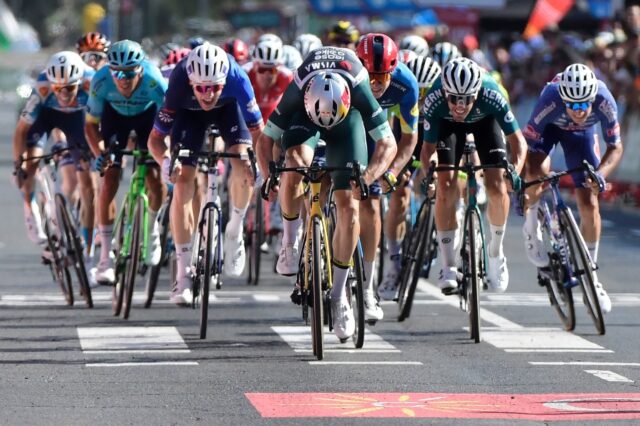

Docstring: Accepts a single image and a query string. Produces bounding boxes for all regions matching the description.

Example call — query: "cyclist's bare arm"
[596,141,623,180]
[364,134,397,185]
[506,130,527,175]
[389,130,418,175]
[84,117,104,158]
[12,118,30,163]
[148,128,170,166]
[256,133,275,178]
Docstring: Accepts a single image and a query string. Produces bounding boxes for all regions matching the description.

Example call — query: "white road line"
[530,362,640,367]
[86,361,198,367]
[482,328,605,351]
[294,349,402,354]
[505,349,614,353]
[83,349,191,354]
[309,361,423,366]
[584,370,634,382]
[272,326,397,352]
[253,294,281,302]
[77,326,188,351]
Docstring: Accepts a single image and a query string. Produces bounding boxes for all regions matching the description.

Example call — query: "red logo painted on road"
[246,392,640,420]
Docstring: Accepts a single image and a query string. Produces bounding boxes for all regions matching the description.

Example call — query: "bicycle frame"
[302,179,333,294]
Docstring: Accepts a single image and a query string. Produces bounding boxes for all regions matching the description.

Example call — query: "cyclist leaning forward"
[86,40,168,285]
[521,63,623,314]
[148,42,264,305]
[420,57,527,293]
[257,46,397,340]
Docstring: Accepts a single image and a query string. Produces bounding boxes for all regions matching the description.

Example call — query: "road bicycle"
[519,161,605,334]
[173,145,257,339]
[19,148,93,307]
[264,161,367,360]
[144,184,173,308]
[245,190,265,286]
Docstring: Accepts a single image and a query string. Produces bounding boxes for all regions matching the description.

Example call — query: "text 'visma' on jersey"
[293,47,368,90]
[421,72,520,143]
[522,81,621,146]
[377,62,419,134]
[21,68,95,125]
[153,54,263,136]
[86,60,167,119]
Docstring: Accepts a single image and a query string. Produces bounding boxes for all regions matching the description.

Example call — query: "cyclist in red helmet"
[223,38,250,65]
[76,32,110,70]
[160,47,191,81]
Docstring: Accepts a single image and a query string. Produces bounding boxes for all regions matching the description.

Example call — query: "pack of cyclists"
[12,22,622,341]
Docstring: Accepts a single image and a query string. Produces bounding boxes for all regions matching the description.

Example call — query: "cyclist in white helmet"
[398,34,429,57]
[421,57,527,293]
[520,63,623,314]
[283,45,303,71]
[432,41,461,68]
[293,33,322,59]
[148,42,264,304]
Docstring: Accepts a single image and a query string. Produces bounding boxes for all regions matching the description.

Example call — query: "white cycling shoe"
[331,297,355,341]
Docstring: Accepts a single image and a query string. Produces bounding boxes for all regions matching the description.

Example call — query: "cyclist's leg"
[51,129,79,203]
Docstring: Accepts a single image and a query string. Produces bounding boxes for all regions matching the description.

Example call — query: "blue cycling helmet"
[107,40,145,68]
[188,36,205,49]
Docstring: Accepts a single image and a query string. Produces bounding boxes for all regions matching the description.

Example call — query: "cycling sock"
[330,261,350,300]
[98,224,113,263]
[175,242,192,280]
[363,260,375,293]
[586,240,599,263]
[524,200,540,236]
[488,223,506,258]
[282,215,302,246]
[226,205,247,241]
[437,229,457,268]
[387,238,402,258]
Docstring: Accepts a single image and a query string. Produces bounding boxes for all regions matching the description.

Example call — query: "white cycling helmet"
[558,63,599,103]
[186,42,229,85]
[293,33,322,59]
[46,51,85,85]
[283,45,303,70]
[433,42,461,67]
[407,55,441,89]
[304,72,351,129]
[399,35,429,57]
[253,37,284,67]
[442,57,483,96]
[256,33,282,45]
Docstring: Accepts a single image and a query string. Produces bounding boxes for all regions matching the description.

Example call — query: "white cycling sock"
[437,229,458,268]
[175,242,192,280]
[148,209,158,235]
[282,215,302,246]
[226,205,247,241]
[98,224,113,263]
[524,201,540,236]
[363,260,375,293]
[387,238,402,258]
[586,240,599,263]
[330,263,350,300]
[488,223,506,258]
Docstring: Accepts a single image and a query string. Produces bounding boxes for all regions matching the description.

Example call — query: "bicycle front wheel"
[145,196,171,308]
[200,208,217,339]
[112,201,128,316]
[44,220,74,306]
[311,217,324,360]
[122,197,144,320]
[464,208,483,343]
[561,209,605,335]
[350,244,365,348]
[248,196,263,286]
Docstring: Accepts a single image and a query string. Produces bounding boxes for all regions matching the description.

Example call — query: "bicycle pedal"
[290,289,302,305]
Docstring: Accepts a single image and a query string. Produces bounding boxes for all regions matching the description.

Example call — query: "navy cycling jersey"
[153,55,263,135]
[377,62,419,134]
[523,79,621,147]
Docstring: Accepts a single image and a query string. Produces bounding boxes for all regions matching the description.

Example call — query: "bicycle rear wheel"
[122,198,144,320]
[145,195,171,308]
[112,204,128,316]
[561,209,605,335]
[350,243,365,348]
[464,208,483,343]
[44,219,74,306]
[311,217,324,360]
[200,208,217,339]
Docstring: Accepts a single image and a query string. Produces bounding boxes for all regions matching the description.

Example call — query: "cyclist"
[160,46,191,80]
[76,32,110,70]
[420,57,527,293]
[148,42,263,305]
[283,45,303,71]
[521,63,622,314]
[355,34,419,321]
[432,41,461,68]
[256,46,397,340]
[398,34,430,57]
[13,52,96,269]
[292,33,322,59]
[326,21,360,51]
[222,38,250,65]
[86,40,167,285]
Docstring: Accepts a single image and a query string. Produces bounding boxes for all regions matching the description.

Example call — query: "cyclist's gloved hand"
[506,163,522,192]
[93,152,107,174]
[11,161,27,189]
[592,171,607,193]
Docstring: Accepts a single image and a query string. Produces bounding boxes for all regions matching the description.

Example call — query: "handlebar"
[171,143,257,179]
[521,160,598,190]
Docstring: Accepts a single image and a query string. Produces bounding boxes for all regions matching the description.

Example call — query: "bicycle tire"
[145,197,171,308]
[561,209,605,335]
[200,208,216,339]
[112,200,129,316]
[44,218,74,306]
[248,196,263,286]
[376,202,386,290]
[56,194,93,308]
[122,197,144,320]
[351,244,365,348]
[311,217,324,360]
[465,208,482,343]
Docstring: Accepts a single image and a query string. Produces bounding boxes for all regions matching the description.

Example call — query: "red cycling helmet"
[164,47,191,66]
[223,38,250,64]
[356,33,398,73]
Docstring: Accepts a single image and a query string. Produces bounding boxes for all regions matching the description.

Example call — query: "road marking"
[253,294,281,302]
[585,370,634,383]
[505,349,614,353]
[295,349,401,354]
[77,326,189,351]
[83,349,191,354]
[530,362,640,367]
[482,328,605,351]
[86,361,198,367]
[272,326,397,352]
[309,361,423,366]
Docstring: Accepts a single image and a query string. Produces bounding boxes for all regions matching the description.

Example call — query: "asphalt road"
[1,101,639,425]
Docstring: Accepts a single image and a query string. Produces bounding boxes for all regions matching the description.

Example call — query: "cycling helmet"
[76,32,111,53]
[222,38,250,64]
[188,36,205,49]
[407,55,441,89]
[46,51,85,85]
[253,36,284,67]
[558,63,599,103]
[432,42,461,67]
[398,35,429,57]
[256,33,282,45]
[398,49,418,64]
[107,40,145,68]
[159,42,180,61]
[356,33,398,73]
[186,42,229,85]
[442,57,483,96]
[304,72,351,129]
[164,47,191,66]
[283,45,303,70]
[328,20,360,44]
[293,33,322,59]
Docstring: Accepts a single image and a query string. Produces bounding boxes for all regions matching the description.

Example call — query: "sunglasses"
[110,67,141,80]
[370,72,391,84]
[80,51,107,64]
[51,83,79,93]
[193,84,224,94]
[257,66,277,75]
[565,101,592,111]
[447,94,476,105]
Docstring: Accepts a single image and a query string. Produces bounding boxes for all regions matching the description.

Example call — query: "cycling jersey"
[244,62,294,121]
[86,60,166,121]
[153,55,263,135]
[377,62,419,134]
